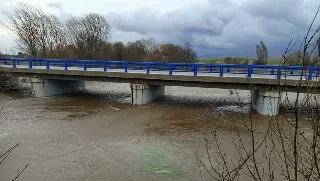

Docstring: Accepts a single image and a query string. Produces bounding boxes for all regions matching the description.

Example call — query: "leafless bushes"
[66,13,111,59]
[103,42,126,60]
[105,38,197,63]
[1,4,197,63]
[224,57,249,64]
[156,42,197,63]
[151,41,196,62]
[0,72,12,90]
[122,38,156,61]
[284,51,312,65]
[282,51,320,66]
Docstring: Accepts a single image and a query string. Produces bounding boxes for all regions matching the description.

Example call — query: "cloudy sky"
[0,0,319,58]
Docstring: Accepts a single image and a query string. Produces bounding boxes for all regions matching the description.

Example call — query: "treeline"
[1,3,197,63]
[223,40,320,65]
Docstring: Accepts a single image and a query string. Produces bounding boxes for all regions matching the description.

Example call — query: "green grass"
[268,59,283,65]
[197,58,282,65]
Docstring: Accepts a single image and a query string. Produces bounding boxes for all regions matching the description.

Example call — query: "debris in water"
[217,105,250,113]
[110,105,120,111]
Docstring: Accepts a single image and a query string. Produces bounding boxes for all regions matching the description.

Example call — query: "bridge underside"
[2,67,320,93]
[30,78,85,98]
[2,67,320,116]
[29,78,165,105]
[27,78,286,116]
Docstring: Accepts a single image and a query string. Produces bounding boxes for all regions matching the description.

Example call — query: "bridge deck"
[0,64,315,80]
[0,65,300,80]
[1,58,320,92]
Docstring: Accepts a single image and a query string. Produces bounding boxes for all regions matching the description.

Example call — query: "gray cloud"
[242,0,309,26]
[108,0,236,38]
[107,0,320,58]
[1,0,319,58]
[47,2,62,10]
[0,34,18,53]
[46,2,72,23]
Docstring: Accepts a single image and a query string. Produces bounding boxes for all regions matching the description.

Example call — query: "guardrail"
[0,58,319,80]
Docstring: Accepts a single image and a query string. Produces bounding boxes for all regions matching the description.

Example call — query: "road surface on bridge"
[0,64,314,80]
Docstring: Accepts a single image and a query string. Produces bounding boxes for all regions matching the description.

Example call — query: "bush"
[224,57,249,64]
[224,57,233,64]
[122,39,197,63]
[311,56,320,66]
[284,51,311,66]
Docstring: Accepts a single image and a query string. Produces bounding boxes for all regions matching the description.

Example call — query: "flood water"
[0,81,314,181]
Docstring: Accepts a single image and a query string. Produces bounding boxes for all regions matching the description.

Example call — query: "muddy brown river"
[0,81,314,181]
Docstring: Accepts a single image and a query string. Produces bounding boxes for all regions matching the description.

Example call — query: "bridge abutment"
[252,90,282,116]
[30,78,85,98]
[130,84,165,105]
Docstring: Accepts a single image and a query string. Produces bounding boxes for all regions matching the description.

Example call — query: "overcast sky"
[0,0,319,58]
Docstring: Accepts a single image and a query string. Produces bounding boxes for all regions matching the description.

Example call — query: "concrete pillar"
[251,90,259,110]
[130,84,165,105]
[252,90,282,116]
[30,78,85,98]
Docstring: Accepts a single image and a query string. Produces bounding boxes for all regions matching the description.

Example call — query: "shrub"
[284,51,311,66]
[224,57,249,64]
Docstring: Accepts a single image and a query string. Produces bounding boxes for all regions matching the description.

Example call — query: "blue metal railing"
[0,58,319,80]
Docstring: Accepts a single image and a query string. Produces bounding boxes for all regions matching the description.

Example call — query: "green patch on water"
[138,147,182,176]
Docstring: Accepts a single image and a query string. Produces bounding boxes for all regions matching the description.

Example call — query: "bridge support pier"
[30,78,85,98]
[130,84,165,105]
[252,90,282,116]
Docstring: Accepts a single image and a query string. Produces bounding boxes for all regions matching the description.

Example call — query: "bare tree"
[38,15,66,58]
[255,40,268,65]
[1,3,39,57]
[66,13,111,59]
[3,3,196,62]
[1,3,65,58]
[183,42,197,63]
[32,10,66,58]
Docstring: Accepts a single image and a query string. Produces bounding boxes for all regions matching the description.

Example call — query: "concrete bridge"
[1,58,320,116]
